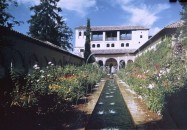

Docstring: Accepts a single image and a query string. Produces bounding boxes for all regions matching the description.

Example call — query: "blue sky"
[8,0,182,46]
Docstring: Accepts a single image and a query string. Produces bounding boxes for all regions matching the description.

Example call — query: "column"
[117,57,120,71]
[103,32,106,41]
[117,31,120,41]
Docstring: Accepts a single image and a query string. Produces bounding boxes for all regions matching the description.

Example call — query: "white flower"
[37,79,40,82]
[41,75,45,78]
[40,70,44,73]
[33,64,38,68]
[35,67,40,70]
[48,61,52,65]
[47,74,51,77]
[51,63,54,66]
[98,110,104,115]
[109,109,116,114]
[148,84,154,89]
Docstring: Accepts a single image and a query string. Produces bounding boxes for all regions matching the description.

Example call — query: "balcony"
[91,37,103,41]
[106,31,117,41]
[120,30,132,40]
[106,37,117,41]
[91,31,103,41]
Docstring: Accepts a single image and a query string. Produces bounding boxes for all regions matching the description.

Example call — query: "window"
[80,49,84,52]
[107,44,110,47]
[140,35,143,38]
[111,43,115,47]
[84,31,86,36]
[92,44,95,48]
[91,31,103,41]
[126,43,129,47]
[79,31,82,36]
[121,43,124,47]
[97,44,100,48]
[120,30,132,40]
[106,31,117,41]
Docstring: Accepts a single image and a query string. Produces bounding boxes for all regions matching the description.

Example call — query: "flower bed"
[10,63,106,113]
[118,37,187,114]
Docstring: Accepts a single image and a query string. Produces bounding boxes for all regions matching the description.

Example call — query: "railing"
[91,37,103,41]
[106,37,117,41]
[120,37,132,40]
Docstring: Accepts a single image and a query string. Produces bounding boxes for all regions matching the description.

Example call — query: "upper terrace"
[75,26,149,41]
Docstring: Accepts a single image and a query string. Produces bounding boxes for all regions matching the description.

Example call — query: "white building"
[74,25,149,72]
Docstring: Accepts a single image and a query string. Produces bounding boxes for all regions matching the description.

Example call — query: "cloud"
[16,0,96,17]
[149,27,161,36]
[114,1,170,27]
[58,0,96,16]
[16,0,39,5]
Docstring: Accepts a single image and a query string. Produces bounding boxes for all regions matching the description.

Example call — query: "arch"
[119,60,125,69]
[105,58,118,74]
[58,60,63,67]
[127,59,133,64]
[11,50,25,74]
[52,57,56,65]
[44,56,48,66]
[30,54,39,68]
[0,52,5,78]
[98,60,103,67]
[105,58,118,66]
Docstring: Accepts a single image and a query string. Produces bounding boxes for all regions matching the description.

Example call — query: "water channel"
[86,79,134,129]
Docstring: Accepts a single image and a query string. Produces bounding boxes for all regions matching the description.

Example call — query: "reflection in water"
[105,95,114,98]
[109,109,116,114]
[86,79,133,129]
[98,102,104,105]
[98,110,104,115]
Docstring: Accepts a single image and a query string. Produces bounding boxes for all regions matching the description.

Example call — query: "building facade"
[74,25,149,72]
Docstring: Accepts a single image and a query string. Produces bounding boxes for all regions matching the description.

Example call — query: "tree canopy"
[28,0,73,50]
[0,0,21,28]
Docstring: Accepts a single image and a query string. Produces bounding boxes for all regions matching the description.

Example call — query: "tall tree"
[84,18,93,63]
[0,0,20,28]
[28,0,73,50]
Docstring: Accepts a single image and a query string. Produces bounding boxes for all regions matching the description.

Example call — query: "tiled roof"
[76,26,149,31]
[134,20,183,54]
[0,26,83,59]
[165,20,184,29]
[92,49,136,54]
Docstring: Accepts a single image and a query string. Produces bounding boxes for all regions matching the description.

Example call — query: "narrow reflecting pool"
[86,79,134,129]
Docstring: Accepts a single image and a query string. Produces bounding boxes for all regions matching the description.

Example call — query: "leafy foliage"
[118,37,187,114]
[10,63,106,113]
[0,0,22,27]
[28,0,73,50]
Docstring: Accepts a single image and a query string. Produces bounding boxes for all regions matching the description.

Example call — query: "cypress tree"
[28,0,73,50]
[84,18,94,63]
